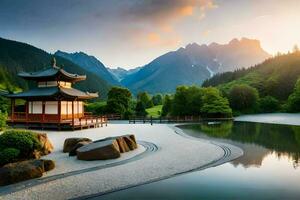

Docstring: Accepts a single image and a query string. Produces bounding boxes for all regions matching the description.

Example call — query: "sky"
[0,0,300,69]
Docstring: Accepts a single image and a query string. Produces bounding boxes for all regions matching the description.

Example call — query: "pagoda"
[6,58,107,130]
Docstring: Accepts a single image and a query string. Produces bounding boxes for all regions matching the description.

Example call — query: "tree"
[201,87,232,118]
[287,78,300,112]
[137,91,153,108]
[106,87,132,117]
[172,86,203,116]
[135,101,147,116]
[161,95,172,116]
[228,84,259,113]
[259,96,280,113]
[151,94,163,106]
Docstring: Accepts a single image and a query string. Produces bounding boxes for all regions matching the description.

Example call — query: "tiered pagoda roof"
[7,59,98,100]
[18,66,86,82]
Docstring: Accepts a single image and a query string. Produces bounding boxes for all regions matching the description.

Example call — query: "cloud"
[122,0,217,48]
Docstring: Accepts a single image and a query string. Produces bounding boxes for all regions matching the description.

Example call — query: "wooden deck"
[7,112,108,130]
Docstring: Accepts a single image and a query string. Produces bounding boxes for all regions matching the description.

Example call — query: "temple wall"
[28,101,84,118]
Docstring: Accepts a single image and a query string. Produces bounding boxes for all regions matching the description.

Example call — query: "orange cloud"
[147,32,161,44]
[179,6,194,16]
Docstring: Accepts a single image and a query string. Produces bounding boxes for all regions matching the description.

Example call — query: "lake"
[91,121,300,200]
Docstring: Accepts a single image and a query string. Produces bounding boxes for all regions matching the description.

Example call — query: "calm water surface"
[94,121,300,200]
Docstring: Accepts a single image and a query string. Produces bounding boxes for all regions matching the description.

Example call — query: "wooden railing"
[129,115,233,125]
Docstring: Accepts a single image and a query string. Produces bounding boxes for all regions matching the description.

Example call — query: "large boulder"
[77,139,121,160]
[69,141,92,156]
[63,138,92,153]
[123,135,138,150]
[37,133,54,155]
[94,137,130,153]
[0,159,55,186]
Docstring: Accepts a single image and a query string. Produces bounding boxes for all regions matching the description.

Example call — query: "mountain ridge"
[121,38,271,94]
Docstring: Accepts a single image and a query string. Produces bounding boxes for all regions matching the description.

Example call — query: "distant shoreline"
[235,113,300,126]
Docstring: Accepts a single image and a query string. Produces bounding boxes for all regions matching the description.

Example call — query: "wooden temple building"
[6,59,107,130]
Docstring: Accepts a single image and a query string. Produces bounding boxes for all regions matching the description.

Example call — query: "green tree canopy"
[201,87,232,117]
[259,96,280,113]
[151,94,163,106]
[137,91,153,108]
[106,87,132,116]
[161,95,172,116]
[228,84,259,113]
[172,86,203,116]
[287,78,300,112]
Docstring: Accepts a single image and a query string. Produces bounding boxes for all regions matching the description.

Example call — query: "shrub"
[0,130,41,158]
[201,87,232,118]
[286,78,300,112]
[0,148,20,166]
[228,84,259,113]
[0,111,7,131]
[259,96,280,113]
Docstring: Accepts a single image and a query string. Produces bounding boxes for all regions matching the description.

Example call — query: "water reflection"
[179,121,300,168]
[94,122,300,200]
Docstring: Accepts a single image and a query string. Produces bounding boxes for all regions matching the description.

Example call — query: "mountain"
[121,38,270,94]
[107,67,142,81]
[203,51,300,100]
[0,37,111,98]
[54,51,119,85]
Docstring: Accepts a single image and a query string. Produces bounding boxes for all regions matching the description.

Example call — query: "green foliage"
[161,95,172,116]
[0,148,20,166]
[228,84,259,113]
[137,91,153,108]
[85,101,107,115]
[151,94,163,106]
[0,129,41,158]
[146,105,163,118]
[286,78,300,112]
[135,101,147,117]
[172,86,203,116]
[0,111,7,131]
[204,52,300,104]
[259,96,280,113]
[201,87,232,118]
[106,87,132,117]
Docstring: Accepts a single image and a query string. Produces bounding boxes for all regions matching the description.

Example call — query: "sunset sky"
[0,0,299,69]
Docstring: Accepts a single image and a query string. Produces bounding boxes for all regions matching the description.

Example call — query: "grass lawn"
[146,105,163,118]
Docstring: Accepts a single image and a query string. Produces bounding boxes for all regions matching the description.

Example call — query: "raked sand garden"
[0,123,243,200]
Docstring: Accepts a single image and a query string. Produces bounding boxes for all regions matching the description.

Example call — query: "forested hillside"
[0,37,111,98]
[203,52,300,101]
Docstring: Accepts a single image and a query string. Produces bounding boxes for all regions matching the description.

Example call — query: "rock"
[69,141,92,156]
[123,135,138,150]
[0,159,55,186]
[94,137,130,153]
[37,133,54,155]
[63,138,92,153]
[115,137,130,153]
[77,139,121,160]
[43,160,55,171]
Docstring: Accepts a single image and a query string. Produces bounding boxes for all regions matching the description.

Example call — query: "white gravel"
[1,123,243,200]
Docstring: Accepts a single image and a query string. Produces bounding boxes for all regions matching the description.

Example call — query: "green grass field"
[146,105,163,118]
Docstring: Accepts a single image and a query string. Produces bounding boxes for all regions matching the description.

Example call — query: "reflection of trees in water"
[184,122,300,168]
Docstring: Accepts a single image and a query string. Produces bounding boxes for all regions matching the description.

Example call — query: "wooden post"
[72,101,74,130]
[42,101,45,129]
[25,101,29,127]
[11,98,15,124]
[151,116,153,125]
[58,100,61,130]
